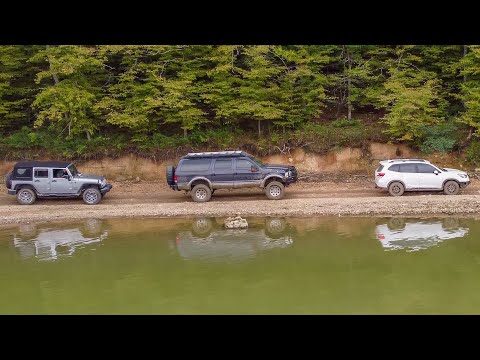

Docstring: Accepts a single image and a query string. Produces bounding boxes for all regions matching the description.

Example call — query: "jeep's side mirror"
[251,166,259,172]
[63,174,71,180]
[434,170,439,175]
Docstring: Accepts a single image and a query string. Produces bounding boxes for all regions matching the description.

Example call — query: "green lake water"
[1,216,480,314]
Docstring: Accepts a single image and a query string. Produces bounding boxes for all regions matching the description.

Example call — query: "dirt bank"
[1,179,480,225]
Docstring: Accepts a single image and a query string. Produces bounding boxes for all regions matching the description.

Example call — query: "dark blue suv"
[166,151,298,202]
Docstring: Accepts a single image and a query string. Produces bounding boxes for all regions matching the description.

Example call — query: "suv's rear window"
[377,164,384,172]
[388,164,400,172]
[179,159,212,172]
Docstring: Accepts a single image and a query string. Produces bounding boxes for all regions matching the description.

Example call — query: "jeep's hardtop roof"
[14,161,72,168]
[182,151,248,159]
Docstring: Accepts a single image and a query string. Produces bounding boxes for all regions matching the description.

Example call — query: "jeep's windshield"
[67,164,79,176]
[248,155,265,167]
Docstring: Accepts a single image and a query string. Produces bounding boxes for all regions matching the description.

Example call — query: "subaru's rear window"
[377,164,384,172]
[179,159,211,172]
[399,164,417,173]
[388,164,400,172]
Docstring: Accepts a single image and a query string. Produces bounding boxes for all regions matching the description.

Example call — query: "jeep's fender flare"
[187,177,213,190]
[261,175,284,188]
[78,183,100,194]
[14,184,38,194]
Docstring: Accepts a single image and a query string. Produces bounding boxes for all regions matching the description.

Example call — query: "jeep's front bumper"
[100,184,113,194]
[7,189,16,195]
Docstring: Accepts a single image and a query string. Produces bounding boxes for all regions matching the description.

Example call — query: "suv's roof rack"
[184,151,246,158]
[387,158,429,163]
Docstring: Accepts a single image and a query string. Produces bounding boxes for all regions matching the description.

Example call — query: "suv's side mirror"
[251,166,259,172]
[63,174,71,180]
[434,170,439,175]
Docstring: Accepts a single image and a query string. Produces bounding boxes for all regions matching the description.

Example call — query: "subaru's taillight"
[377,172,385,177]
[174,175,178,183]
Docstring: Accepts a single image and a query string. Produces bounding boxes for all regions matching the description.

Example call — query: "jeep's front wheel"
[17,188,36,205]
[191,184,212,202]
[265,181,285,200]
[83,187,102,205]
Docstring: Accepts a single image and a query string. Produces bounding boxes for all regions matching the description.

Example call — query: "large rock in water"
[224,216,248,229]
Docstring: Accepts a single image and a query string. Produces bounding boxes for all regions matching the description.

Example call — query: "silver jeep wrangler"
[5,161,112,205]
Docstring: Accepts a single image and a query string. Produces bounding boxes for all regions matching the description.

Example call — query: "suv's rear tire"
[5,171,12,188]
[388,181,405,196]
[166,166,175,186]
[444,180,460,195]
[266,181,285,200]
[191,184,212,202]
[17,188,36,205]
[83,187,102,205]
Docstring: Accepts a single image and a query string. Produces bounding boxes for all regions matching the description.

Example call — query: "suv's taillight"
[174,175,178,183]
[377,172,385,177]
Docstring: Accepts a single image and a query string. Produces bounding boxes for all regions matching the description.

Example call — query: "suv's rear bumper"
[100,184,113,194]
[7,189,16,195]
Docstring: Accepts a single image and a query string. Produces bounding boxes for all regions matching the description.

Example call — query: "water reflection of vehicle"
[13,219,108,261]
[175,218,294,262]
[375,218,469,252]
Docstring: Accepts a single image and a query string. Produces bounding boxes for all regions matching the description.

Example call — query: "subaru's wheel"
[17,188,36,205]
[83,187,102,205]
[444,180,459,195]
[388,181,405,197]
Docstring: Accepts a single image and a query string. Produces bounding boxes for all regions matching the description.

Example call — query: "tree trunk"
[346,47,352,120]
[183,128,187,138]
[258,120,261,136]
[463,45,468,83]
[46,45,60,84]
[86,131,91,141]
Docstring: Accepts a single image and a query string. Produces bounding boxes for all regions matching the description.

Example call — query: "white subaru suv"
[375,158,470,196]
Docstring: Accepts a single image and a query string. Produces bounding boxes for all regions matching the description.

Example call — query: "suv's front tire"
[83,187,102,205]
[191,184,212,202]
[266,181,285,200]
[444,180,460,195]
[17,188,36,205]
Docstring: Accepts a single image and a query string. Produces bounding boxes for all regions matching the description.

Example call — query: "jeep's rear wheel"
[83,187,102,205]
[388,181,405,196]
[17,188,36,205]
[191,184,212,202]
[444,180,460,195]
[265,181,285,200]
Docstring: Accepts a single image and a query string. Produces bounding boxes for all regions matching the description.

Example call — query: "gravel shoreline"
[2,194,480,225]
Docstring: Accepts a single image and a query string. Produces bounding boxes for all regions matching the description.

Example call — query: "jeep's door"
[32,168,51,194]
[212,158,234,188]
[234,158,262,188]
[51,168,74,194]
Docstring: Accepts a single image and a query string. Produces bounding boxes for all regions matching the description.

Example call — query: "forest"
[1,45,480,163]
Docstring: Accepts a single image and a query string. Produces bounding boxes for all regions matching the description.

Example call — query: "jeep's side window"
[236,159,253,170]
[214,159,233,171]
[53,169,67,178]
[399,164,417,173]
[34,169,49,178]
[15,168,32,179]
[417,164,437,173]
